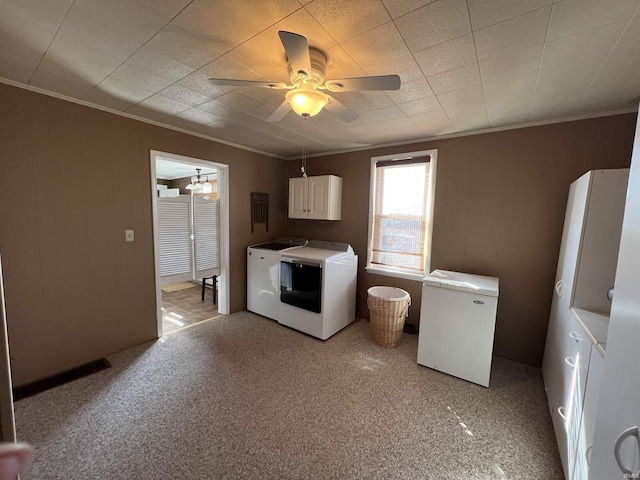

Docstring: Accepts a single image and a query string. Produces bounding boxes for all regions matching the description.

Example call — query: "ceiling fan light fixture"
[286,88,329,118]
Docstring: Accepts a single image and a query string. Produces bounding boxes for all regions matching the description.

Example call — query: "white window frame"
[366,149,437,281]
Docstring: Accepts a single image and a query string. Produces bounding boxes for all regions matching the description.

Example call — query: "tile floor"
[161,282,219,334]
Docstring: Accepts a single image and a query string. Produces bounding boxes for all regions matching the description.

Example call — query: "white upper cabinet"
[288,175,342,220]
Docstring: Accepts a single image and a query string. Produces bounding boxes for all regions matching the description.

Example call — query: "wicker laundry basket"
[367,286,411,347]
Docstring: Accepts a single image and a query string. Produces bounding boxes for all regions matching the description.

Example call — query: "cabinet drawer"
[543,310,591,414]
[543,307,573,413]
[552,405,570,479]
[565,313,592,404]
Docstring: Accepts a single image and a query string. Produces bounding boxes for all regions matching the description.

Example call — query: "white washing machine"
[246,237,306,320]
[279,241,357,340]
[417,270,499,387]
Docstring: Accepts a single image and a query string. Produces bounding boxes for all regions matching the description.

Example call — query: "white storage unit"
[589,113,640,479]
[288,175,342,220]
[541,169,629,479]
[417,270,499,388]
[591,167,640,476]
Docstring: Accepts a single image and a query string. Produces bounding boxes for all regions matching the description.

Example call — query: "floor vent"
[13,358,111,401]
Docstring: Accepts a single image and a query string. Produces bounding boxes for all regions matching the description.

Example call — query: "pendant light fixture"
[186,168,204,191]
[186,168,214,194]
[202,176,213,194]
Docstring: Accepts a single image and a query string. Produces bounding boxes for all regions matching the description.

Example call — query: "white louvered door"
[193,196,219,279]
[157,196,192,285]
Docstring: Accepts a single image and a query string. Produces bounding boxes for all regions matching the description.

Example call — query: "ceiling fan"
[209,31,401,123]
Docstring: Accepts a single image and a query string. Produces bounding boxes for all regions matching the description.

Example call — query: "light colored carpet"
[161,281,198,293]
[14,312,563,479]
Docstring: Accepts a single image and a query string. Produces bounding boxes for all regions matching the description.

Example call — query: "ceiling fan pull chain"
[301,144,307,178]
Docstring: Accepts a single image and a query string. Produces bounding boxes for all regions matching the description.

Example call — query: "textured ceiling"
[155,157,217,180]
[1,0,639,158]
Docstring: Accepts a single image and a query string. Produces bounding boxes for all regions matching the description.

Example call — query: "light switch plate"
[125,229,134,242]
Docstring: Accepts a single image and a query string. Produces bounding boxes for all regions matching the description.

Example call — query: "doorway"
[150,150,230,337]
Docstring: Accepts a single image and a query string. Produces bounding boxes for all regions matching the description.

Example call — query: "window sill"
[365,266,425,282]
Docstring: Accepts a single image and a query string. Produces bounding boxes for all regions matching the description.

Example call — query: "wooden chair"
[201,276,217,304]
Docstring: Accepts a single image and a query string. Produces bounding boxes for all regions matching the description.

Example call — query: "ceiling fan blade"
[324,94,359,123]
[267,101,292,122]
[209,78,288,89]
[324,75,401,92]
[278,31,312,78]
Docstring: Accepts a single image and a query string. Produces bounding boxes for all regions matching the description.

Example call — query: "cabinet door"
[288,177,307,219]
[552,405,571,480]
[566,336,591,480]
[308,175,341,220]
[543,298,572,412]
[574,349,604,479]
[591,117,640,478]
[542,175,590,409]
[307,176,331,219]
[548,313,592,479]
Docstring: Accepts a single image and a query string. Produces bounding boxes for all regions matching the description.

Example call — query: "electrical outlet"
[125,230,134,242]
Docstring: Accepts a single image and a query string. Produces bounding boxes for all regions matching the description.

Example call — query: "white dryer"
[279,241,357,340]
[246,237,306,320]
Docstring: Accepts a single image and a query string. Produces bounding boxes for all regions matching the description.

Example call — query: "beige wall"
[285,113,637,366]
[0,84,287,386]
[1,82,634,384]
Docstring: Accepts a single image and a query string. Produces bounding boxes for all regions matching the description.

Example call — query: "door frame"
[149,150,230,337]
[0,251,16,441]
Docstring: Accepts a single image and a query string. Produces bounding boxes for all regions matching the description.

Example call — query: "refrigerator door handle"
[555,280,564,297]
[614,426,640,476]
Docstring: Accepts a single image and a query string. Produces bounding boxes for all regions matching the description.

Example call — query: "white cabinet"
[573,347,604,479]
[542,169,629,479]
[548,310,594,479]
[590,110,640,479]
[288,175,342,220]
[565,313,593,479]
[542,174,590,417]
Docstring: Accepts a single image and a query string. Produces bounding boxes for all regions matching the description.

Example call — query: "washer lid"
[248,237,307,251]
[423,270,499,297]
[281,247,350,263]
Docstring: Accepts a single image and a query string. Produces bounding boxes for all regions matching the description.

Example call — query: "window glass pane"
[375,217,424,255]
[380,164,426,216]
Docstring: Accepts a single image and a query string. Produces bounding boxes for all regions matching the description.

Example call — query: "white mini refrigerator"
[417,270,499,387]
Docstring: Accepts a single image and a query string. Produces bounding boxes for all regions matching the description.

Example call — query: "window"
[366,149,437,280]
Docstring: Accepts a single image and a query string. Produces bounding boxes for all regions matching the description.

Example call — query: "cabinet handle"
[586,445,593,466]
[614,426,640,476]
[569,331,582,342]
[564,356,576,369]
[557,406,567,421]
[555,280,564,297]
